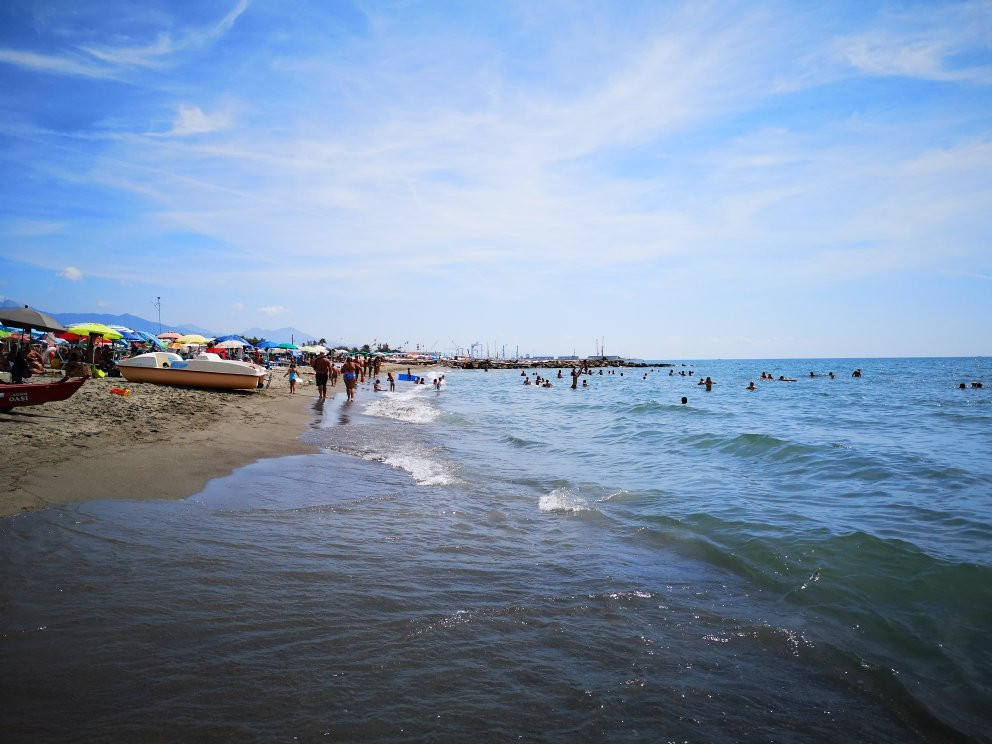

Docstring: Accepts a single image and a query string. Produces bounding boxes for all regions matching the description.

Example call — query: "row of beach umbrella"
[1,305,347,356]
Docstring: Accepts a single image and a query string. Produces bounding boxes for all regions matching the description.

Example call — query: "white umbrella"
[216,339,246,349]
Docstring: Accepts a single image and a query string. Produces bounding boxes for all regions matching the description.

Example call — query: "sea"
[2,357,990,742]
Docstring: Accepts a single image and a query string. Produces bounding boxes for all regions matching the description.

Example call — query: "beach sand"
[0,366,325,517]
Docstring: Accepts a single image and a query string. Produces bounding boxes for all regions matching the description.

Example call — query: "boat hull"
[118,367,264,390]
[117,352,267,391]
[0,377,87,411]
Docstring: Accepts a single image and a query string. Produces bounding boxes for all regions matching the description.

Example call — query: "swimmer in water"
[746,381,757,391]
[582,379,588,387]
[704,376,713,391]
[680,396,688,405]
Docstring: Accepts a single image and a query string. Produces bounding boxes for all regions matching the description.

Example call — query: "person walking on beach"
[311,352,331,400]
[341,356,359,402]
[284,363,299,394]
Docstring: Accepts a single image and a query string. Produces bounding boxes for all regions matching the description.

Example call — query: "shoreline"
[0,368,324,518]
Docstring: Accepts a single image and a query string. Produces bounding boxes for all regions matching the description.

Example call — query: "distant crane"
[470,342,482,358]
[451,340,463,356]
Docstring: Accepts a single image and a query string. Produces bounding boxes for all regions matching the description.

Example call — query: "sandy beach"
[0,366,324,517]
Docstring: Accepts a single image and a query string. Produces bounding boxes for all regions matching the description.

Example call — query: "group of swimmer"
[512,364,888,402]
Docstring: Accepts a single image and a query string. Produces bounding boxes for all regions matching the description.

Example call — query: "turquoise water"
[2,358,989,741]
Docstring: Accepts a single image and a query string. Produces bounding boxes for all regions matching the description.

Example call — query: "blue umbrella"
[256,340,280,349]
[215,334,252,345]
[134,331,166,349]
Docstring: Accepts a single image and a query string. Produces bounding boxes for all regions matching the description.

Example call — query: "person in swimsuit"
[284,363,299,394]
[311,353,331,400]
[341,357,359,401]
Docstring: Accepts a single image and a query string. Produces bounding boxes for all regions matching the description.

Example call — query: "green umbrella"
[67,322,123,340]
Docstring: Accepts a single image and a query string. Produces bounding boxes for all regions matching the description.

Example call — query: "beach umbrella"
[277,342,299,350]
[0,305,66,334]
[177,334,210,345]
[256,341,280,349]
[67,323,123,340]
[66,322,123,365]
[132,331,165,349]
[214,334,252,345]
[157,331,182,340]
[215,339,246,349]
[109,325,142,341]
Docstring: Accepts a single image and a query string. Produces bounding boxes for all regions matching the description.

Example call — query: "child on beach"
[284,363,299,394]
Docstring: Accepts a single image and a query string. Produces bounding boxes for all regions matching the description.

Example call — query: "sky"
[0,0,990,359]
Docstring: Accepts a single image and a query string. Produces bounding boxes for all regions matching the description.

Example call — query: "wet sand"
[0,367,323,517]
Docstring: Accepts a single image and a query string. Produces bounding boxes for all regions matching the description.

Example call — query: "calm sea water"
[2,357,990,742]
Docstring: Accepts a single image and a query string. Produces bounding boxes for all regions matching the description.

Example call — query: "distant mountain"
[48,312,217,337]
[0,300,215,336]
[2,300,326,343]
[240,326,319,344]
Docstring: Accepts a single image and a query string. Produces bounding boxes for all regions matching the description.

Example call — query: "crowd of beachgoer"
[507,363,992,405]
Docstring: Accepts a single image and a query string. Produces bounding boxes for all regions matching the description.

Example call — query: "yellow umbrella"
[67,322,123,340]
[177,334,210,345]
[66,322,123,366]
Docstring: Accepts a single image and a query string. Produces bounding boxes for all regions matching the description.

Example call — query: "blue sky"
[0,0,989,358]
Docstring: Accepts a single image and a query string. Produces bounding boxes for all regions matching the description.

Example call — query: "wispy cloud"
[58,266,83,281]
[0,48,117,79]
[163,104,234,136]
[833,2,992,83]
[259,305,288,315]
[0,0,249,79]
[80,0,250,68]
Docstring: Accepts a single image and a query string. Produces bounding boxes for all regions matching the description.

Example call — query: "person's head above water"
[681,396,687,404]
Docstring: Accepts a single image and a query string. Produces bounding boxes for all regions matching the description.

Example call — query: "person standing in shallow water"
[571,366,580,389]
[311,353,331,400]
[341,357,359,402]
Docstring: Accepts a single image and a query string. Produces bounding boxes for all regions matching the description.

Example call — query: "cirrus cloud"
[58,266,83,281]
